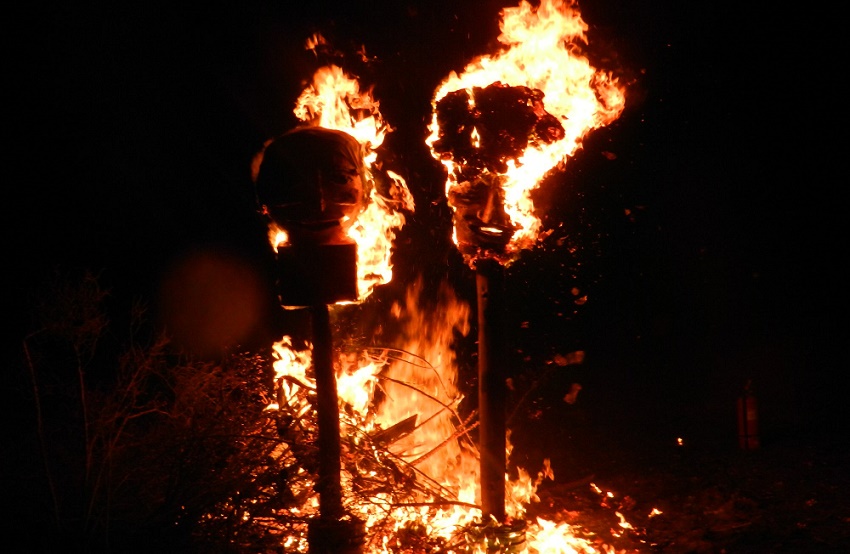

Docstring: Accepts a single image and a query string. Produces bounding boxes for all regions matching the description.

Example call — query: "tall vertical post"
[255,126,367,553]
[310,303,344,520]
[476,257,506,524]
[306,300,364,554]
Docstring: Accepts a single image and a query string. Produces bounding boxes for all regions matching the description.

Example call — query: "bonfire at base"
[258,281,631,553]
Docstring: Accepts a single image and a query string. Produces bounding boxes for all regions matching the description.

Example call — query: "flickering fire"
[247,1,638,551]
[426,0,626,267]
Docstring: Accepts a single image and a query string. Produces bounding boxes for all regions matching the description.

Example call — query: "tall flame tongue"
[426,0,625,267]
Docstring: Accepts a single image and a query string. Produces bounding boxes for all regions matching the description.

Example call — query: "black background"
[9,0,845,447]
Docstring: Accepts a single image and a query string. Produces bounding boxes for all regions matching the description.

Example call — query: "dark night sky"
[9,1,845,443]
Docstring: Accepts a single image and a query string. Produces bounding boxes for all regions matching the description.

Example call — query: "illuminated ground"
[509,397,850,553]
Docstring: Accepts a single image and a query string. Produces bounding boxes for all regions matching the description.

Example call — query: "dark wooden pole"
[311,303,344,520]
[307,301,365,553]
[476,258,506,523]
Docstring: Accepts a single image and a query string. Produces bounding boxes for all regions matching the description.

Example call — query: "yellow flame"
[336,352,381,415]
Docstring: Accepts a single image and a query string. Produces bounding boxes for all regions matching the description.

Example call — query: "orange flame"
[426,0,626,267]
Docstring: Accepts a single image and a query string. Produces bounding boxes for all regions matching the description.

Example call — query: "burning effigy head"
[251,59,414,304]
[431,82,565,259]
[426,0,627,269]
[255,125,368,246]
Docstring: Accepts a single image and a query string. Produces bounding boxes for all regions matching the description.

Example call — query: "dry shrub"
[19,268,284,553]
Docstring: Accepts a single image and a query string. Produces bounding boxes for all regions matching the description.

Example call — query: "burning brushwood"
[368,413,418,445]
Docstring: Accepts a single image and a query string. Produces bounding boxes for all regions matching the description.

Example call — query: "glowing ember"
[426,0,626,268]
